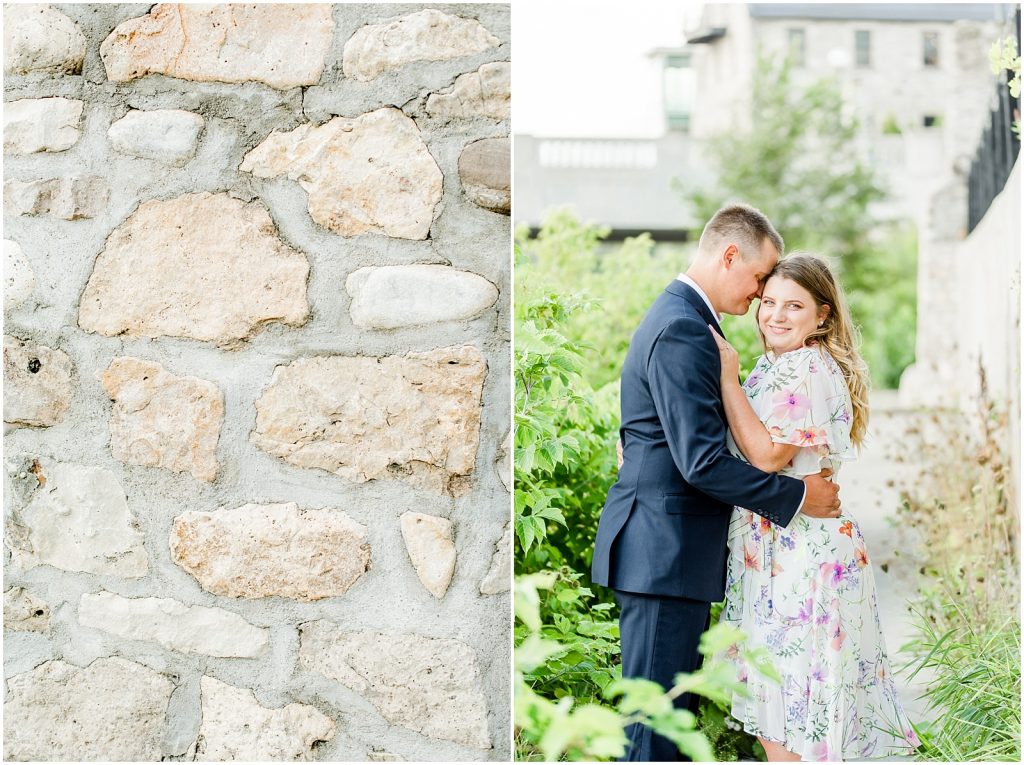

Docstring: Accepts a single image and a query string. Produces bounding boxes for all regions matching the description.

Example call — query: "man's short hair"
[698,204,784,260]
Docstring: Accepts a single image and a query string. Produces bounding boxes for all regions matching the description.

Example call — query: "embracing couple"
[592,205,920,762]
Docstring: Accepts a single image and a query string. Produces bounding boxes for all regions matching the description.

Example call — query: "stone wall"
[3,4,511,761]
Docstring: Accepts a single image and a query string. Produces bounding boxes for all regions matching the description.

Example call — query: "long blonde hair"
[760,253,871,446]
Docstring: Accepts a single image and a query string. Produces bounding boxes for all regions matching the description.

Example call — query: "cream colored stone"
[100,357,223,482]
[241,109,442,240]
[101,4,333,89]
[346,264,498,328]
[459,137,510,213]
[2,657,173,761]
[3,335,73,427]
[197,675,336,761]
[5,460,149,577]
[252,346,486,496]
[79,192,309,347]
[4,240,35,311]
[425,62,511,120]
[4,4,86,75]
[79,592,268,657]
[3,97,83,154]
[4,176,108,219]
[496,429,511,492]
[400,512,456,599]
[343,9,500,82]
[4,587,50,633]
[107,109,204,165]
[299,622,490,749]
[170,503,371,601]
[479,524,511,595]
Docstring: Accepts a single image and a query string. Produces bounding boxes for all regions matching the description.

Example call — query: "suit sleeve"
[648,316,804,527]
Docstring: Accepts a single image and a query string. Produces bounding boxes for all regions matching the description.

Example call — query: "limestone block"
[479,524,511,595]
[241,109,442,240]
[4,4,86,75]
[459,137,510,214]
[346,264,498,329]
[3,97,83,154]
[107,109,204,165]
[299,622,490,749]
[78,591,269,657]
[5,460,149,577]
[400,512,456,599]
[4,176,108,219]
[170,503,371,601]
[197,675,336,761]
[3,335,73,427]
[101,4,333,89]
[426,62,511,120]
[2,657,174,761]
[343,9,500,82]
[252,346,486,496]
[79,192,309,347]
[495,429,511,492]
[4,240,35,311]
[100,357,223,482]
[4,587,50,633]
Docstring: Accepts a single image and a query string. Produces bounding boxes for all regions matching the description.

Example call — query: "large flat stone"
[170,503,371,601]
[346,264,498,328]
[101,4,333,89]
[4,4,86,75]
[251,346,486,496]
[479,523,511,595]
[4,587,50,633]
[107,109,204,165]
[4,459,149,577]
[241,109,442,240]
[426,62,511,120]
[343,9,500,82]
[100,357,223,482]
[3,97,83,154]
[459,137,510,214]
[3,657,174,761]
[299,622,490,749]
[197,676,336,761]
[3,335,73,427]
[4,240,35,311]
[78,591,268,657]
[79,192,309,347]
[400,512,456,599]
[4,176,108,219]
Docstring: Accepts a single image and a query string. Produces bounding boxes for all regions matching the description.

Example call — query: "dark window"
[923,115,941,128]
[788,28,806,67]
[923,31,939,67]
[855,30,871,67]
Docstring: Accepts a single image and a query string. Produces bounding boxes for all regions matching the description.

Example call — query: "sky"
[513,1,703,138]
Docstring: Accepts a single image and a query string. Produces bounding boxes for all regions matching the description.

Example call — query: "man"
[591,204,842,761]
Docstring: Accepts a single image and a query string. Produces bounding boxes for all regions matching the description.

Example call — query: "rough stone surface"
[299,622,490,749]
[170,503,371,601]
[4,175,109,219]
[3,335,73,427]
[241,109,442,240]
[79,192,309,347]
[3,97,83,154]
[4,587,50,633]
[4,4,86,75]
[107,109,204,165]
[5,459,149,577]
[101,4,334,90]
[2,657,174,761]
[100,357,224,482]
[252,346,486,496]
[79,591,269,658]
[368,752,406,762]
[459,137,510,213]
[426,62,511,120]
[400,512,456,599]
[496,429,511,492]
[343,9,500,82]
[197,675,336,761]
[479,524,511,595]
[346,264,498,329]
[4,240,35,311]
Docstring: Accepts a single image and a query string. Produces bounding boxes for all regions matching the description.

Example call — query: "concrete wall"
[3,4,510,761]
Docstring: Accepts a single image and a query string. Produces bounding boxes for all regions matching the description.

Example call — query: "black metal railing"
[967,7,1021,233]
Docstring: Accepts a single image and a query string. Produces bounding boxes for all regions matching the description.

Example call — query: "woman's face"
[758,276,828,354]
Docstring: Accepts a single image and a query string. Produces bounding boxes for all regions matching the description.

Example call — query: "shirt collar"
[675,273,722,321]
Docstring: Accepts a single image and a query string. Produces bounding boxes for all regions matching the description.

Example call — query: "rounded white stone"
[4,4,86,75]
[3,97,83,154]
[400,511,456,599]
[107,109,204,166]
[4,240,35,311]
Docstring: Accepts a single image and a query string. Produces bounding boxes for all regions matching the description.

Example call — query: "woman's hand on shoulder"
[709,325,740,384]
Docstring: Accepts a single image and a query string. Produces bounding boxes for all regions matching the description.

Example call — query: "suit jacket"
[591,280,805,602]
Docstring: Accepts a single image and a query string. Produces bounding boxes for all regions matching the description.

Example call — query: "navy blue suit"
[592,280,805,761]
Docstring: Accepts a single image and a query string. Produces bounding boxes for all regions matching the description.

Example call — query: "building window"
[922,115,941,128]
[662,54,694,132]
[923,31,939,67]
[788,28,806,67]
[855,30,871,67]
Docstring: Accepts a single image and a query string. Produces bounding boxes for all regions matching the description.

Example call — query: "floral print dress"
[721,345,920,761]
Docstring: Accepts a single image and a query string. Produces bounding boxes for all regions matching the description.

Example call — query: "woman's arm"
[710,326,800,473]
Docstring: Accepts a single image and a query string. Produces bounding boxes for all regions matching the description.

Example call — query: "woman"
[711,254,920,761]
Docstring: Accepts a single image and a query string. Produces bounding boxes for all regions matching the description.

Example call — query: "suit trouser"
[615,590,712,762]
